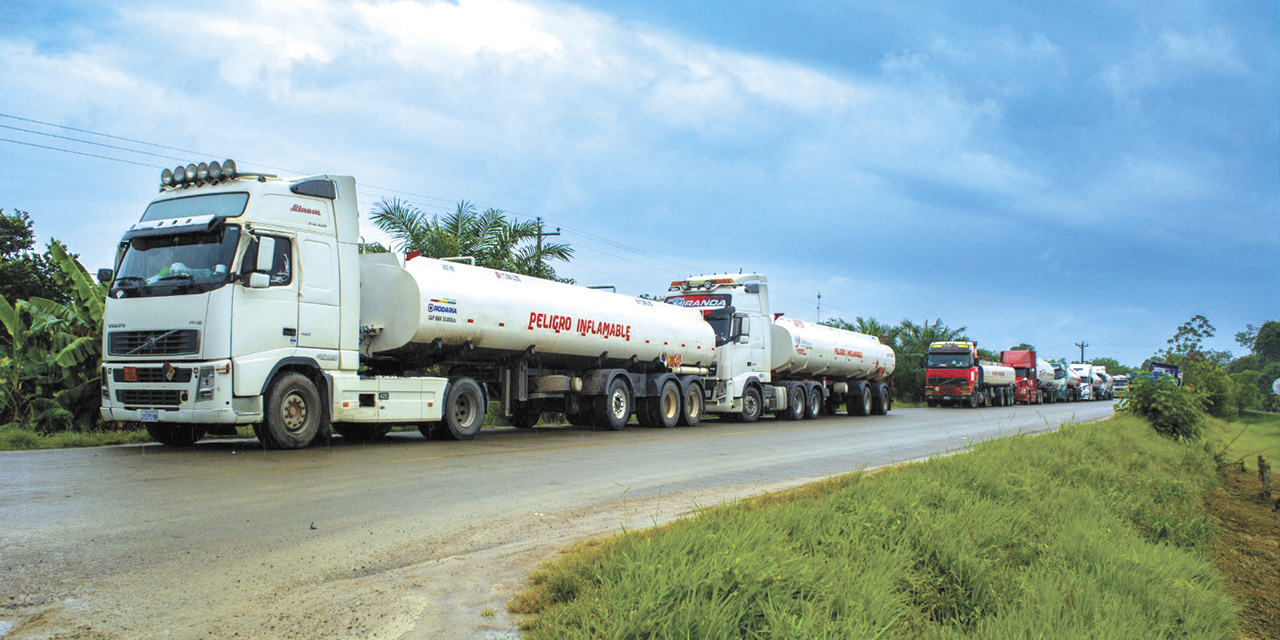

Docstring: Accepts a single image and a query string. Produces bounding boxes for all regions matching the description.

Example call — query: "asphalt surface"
[0,401,1115,639]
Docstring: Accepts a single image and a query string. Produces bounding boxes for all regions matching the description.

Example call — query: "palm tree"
[371,198,573,280]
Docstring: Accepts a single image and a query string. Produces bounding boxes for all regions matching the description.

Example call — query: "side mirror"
[255,236,276,273]
[97,268,113,284]
[247,272,271,289]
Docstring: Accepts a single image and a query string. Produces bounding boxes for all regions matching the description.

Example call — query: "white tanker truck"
[99,163,895,448]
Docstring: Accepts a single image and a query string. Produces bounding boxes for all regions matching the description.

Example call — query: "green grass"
[0,424,154,450]
[511,415,1238,639]
[1212,411,1280,472]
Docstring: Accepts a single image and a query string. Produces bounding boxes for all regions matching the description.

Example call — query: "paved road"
[0,402,1115,639]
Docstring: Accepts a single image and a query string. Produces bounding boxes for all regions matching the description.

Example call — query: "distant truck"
[925,341,1015,407]
[1048,358,1082,402]
[1094,367,1115,400]
[1112,374,1130,394]
[1000,349,1056,404]
[1069,363,1097,401]
[1147,361,1182,385]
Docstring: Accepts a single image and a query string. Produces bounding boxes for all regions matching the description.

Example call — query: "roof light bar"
[159,159,240,189]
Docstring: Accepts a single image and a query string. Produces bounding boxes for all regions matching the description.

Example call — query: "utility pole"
[1076,341,1089,363]
[816,292,821,322]
[535,216,560,273]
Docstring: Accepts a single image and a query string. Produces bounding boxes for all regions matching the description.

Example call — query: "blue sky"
[1,0,1275,366]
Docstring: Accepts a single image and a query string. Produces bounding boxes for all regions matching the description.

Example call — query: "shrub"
[1122,374,1204,440]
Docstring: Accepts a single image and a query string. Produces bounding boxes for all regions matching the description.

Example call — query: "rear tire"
[804,386,822,419]
[677,382,703,427]
[595,377,631,431]
[146,424,206,447]
[782,386,805,421]
[441,377,484,440]
[262,373,325,449]
[509,409,540,429]
[871,384,891,415]
[639,379,680,428]
[850,389,872,416]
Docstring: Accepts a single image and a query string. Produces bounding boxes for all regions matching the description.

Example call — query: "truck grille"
[109,330,200,356]
[927,376,967,387]
[116,389,184,407]
[113,367,193,383]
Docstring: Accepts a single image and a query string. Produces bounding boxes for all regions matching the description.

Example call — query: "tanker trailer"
[768,317,897,418]
[666,274,897,422]
[1094,367,1115,400]
[364,253,718,434]
[925,341,1016,407]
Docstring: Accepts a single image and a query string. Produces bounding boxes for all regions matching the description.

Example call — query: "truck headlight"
[197,366,216,401]
[102,367,110,399]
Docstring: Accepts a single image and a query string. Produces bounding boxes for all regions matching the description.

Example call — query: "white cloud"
[1104,28,1248,105]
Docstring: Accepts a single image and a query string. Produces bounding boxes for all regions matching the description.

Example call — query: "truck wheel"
[509,410,540,429]
[640,379,681,428]
[872,384,890,415]
[595,377,632,430]
[678,382,703,427]
[146,424,206,447]
[739,386,762,423]
[850,390,872,416]
[262,373,325,449]
[967,393,979,409]
[782,386,804,421]
[804,386,822,419]
[442,378,485,440]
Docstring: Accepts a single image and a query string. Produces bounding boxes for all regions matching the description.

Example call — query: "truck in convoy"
[1112,374,1130,395]
[924,341,1015,407]
[1094,367,1115,400]
[1048,358,1082,402]
[99,160,897,448]
[1068,363,1099,400]
[1147,361,1182,384]
[665,282,897,421]
[1000,350,1057,404]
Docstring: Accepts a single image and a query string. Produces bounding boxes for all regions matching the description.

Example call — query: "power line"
[0,137,163,169]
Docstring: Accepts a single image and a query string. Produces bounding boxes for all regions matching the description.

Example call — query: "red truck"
[925,341,1016,407]
[1000,349,1057,404]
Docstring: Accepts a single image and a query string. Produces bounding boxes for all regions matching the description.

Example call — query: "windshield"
[141,193,249,221]
[111,225,241,298]
[927,353,972,368]
[704,308,734,346]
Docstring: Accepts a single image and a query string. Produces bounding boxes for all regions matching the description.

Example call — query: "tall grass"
[512,415,1236,639]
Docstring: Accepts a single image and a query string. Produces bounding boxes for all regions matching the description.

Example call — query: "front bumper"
[100,359,262,424]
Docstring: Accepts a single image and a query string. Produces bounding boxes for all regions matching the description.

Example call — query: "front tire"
[146,424,206,447]
[739,386,762,423]
[441,378,485,440]
[262,373,325,449]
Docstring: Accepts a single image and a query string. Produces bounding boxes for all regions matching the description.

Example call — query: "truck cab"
[666,275,773,418]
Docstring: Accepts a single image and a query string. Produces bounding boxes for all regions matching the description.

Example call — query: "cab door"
[231,234,299,392]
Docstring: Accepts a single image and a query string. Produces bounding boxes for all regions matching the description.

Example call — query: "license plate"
[140,409,159,422]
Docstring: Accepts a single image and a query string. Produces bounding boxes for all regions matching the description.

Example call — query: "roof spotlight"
[222,159,237,179]
[173,166,187,185]
[161,168,175,188]
[208,160,223,182]
[196,162,209,184]
[185,164,198,183]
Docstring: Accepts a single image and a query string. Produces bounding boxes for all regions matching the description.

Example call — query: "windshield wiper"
[154,273,197,284]
[112,276,147,288]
